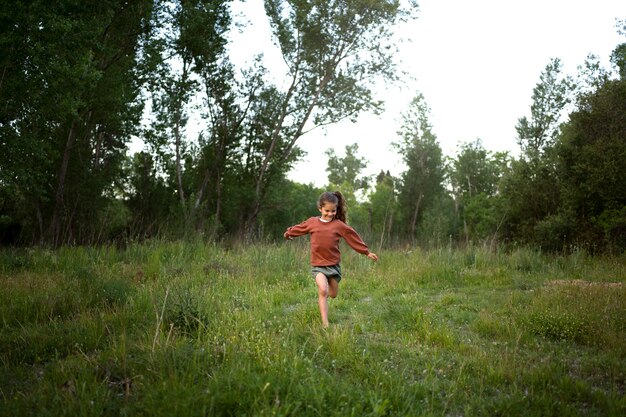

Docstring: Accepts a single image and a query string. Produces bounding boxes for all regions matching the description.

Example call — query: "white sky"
[229,0,625,187]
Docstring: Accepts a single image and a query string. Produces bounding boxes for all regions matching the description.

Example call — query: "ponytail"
[318,191,348,223]
[333,191,347,223]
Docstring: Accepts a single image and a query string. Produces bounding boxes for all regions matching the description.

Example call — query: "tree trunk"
[175,60,191,207]
[36,198,44,245]
[463,218,469,247]
[50,120,78,246]
[214,169,223,238]
[247,68,332,234]
[93,130,104,169]
[174,109,185,205]
[0,64,7,100]
[410,193,423,242]
[387,211,394,247]
[194,168,211,211]
[247,72,299,233]
[379,191,395,250]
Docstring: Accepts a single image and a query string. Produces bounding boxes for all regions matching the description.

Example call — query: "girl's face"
[318,202,337,221]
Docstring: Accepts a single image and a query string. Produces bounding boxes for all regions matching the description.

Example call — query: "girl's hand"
[284,232,293,240]
[367,252,379,262]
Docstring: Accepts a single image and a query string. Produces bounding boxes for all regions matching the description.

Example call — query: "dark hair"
[318,191,347,223]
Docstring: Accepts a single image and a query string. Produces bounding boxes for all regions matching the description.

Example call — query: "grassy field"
[0,240,624,416]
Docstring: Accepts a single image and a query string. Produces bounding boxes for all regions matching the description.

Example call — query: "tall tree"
[243,0,417,234]
[515,58,574,158]
[394,93,446,242]
[182,0,238,235]
[556,50,626,250]
[450,139,509,244]
[502,59,575,247]
[368,171,396,249]
[0,0,153,245]
[450,140,503,199]
[124,151,174,239]
[325,143,369,191]
[140,0,235,235]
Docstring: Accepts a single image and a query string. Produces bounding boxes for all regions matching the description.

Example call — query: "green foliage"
[499,40,626,252]
[394,93,446,241]
[522,280,626,347]
[326,143,369,191]
[526,310,587,342]
[415,194,459,248]
[500,156,562,247]
[450,140,505,199]
[515,58,575,157]
[611,21,626,77]
[597,207,626,250]
[256,180,318,239]
[1,1,624,254]
[0,0,153,245]
[238,0,416,235]
[367,172,397,248]
[139,0,236,238]
[462,193,503,239]
[450,140,510,245]
[531,212,576,252]
[501,59,574,249]
[124,152,176,239]
[556,75,626,251]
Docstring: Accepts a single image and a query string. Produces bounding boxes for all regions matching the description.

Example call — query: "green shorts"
[311,264,342,282]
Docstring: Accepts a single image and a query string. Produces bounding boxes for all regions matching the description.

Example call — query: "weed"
[0,243,624,416]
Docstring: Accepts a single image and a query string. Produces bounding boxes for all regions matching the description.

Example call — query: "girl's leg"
[328,277,339,299]
[315,273,330,327]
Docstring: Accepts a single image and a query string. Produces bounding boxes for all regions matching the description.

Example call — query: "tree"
[141,0,233,233]
[515,58,574,158]
[0,0,153,245]
[132,0,276,240]
[502,59,574,247]
[123,151,174,239]
[450,140,502,199]
[503,39,626,251]
[612,19,626,78]
[394,93,446,242]
[243,0,417,234]
[556,61,626,250]
[182,0,243,236]
[450,140,509,244]
[367,171,396,249]
[326,143,369,191]
[257,179,323,239]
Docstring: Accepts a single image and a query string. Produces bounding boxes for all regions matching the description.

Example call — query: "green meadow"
[0,241,624,416]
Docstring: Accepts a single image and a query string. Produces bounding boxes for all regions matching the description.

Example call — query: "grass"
[0,241,624,416]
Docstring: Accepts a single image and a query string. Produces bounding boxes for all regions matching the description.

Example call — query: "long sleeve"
[284,217,315,238]
[339,224,370,255]
[285,217,370,266]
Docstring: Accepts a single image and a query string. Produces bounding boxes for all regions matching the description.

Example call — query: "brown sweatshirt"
[285,217,370,266]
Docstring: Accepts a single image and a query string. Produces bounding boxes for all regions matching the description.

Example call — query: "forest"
[1,0,625,253]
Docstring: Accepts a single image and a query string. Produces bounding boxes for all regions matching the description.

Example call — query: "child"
[284,191,378,328]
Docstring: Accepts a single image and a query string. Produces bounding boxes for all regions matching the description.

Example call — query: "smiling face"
[318,201,337,221]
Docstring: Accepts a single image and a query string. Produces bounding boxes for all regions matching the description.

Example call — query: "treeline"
[349,49,626,253]
[0,1,624,253]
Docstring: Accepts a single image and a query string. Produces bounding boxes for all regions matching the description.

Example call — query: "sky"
[228,0,625,187]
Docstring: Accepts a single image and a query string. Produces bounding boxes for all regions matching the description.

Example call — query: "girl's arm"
[284,217,313,240]
[340,224,376,259]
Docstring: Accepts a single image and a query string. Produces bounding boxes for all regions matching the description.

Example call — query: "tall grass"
[1,242,624,416]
